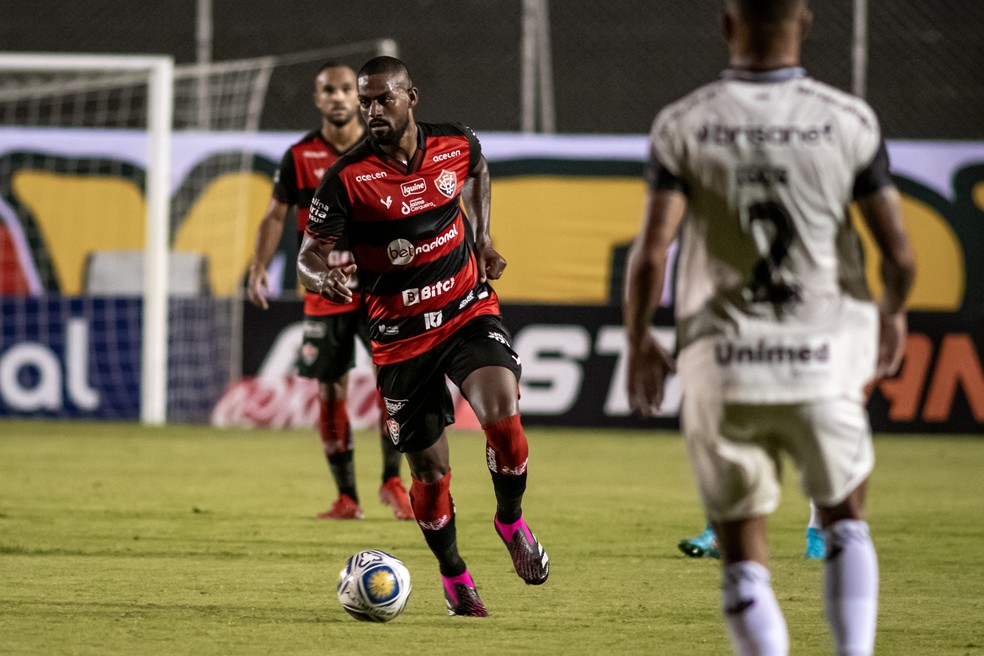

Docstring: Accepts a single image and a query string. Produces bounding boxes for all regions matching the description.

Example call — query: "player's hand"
[475,241,507,282]
[626,334,676,416]
[875,307,907,380]
[247,266,270,310]
[318,264,357,303]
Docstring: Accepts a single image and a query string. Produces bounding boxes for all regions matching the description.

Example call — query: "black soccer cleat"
[442,571,488,617]
[494,514,550,585]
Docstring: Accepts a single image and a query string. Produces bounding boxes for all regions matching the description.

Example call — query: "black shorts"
[296,311,370,382]
[376,315,522,453]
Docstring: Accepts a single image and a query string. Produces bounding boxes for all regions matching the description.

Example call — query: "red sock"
[482,414,528,475]
[409,470,454,531]
[319,398,352,456]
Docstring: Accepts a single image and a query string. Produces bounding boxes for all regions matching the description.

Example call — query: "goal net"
[0,41,393,424]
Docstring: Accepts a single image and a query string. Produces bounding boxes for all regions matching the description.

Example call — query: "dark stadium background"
[3,0,982,139]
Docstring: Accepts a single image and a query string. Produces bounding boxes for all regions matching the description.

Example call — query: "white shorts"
[680,390,874,522]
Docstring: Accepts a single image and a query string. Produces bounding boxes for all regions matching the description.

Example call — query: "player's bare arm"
[246,197,291,310]
[855,186,916,379]
[297,233,355,304]
[461,155,504,282]
[623,188,686,415]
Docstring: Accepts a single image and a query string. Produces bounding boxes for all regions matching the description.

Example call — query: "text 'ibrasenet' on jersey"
[305,122,500,365]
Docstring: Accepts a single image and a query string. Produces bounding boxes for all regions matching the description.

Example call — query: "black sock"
[379,434,402,483]
[422,515,466,577]
[491,471,527,524]
[327,451,357,501]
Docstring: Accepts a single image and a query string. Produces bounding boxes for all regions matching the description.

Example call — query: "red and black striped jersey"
[272,128,366,316]
[305,122,500,365]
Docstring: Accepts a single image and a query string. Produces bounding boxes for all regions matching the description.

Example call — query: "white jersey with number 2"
[648,68,891,403]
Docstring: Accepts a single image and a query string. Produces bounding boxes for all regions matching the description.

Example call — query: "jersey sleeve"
[305,168,351,246]
[852,138,893,199]
[644,110,688,194]
[272,148,298,205]
[849,101,892,199]
[456,123,483,174]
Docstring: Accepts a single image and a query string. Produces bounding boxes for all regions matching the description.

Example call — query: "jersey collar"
[367,124,427,175]
[721,67,807,83]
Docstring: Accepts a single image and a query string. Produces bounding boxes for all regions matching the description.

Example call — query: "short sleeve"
[849,103,893,199]
[645,110,688,194]
[852,138,893,199]
[457,123,483,175]
[305,168,351,246]
[272,148,298,205]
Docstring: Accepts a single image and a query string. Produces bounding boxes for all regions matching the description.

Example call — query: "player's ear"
[407,86,419,109]
[721,10,734,42]
[799,6,814,41]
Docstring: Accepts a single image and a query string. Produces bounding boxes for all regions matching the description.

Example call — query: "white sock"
[722,561,789,656]
[824,520,878,656]
[808,501,822,530]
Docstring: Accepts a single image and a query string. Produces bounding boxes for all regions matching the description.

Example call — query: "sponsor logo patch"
[401,197,437,215]
[383,397,408,415]
[380,195,393,209]
[400,178,426,196]
[388,239,415,265]
[309,198,329,223]
[387,224,459,266]
[696,123,834,146]
[487,331,509,346]
[402,277,456,306]
[458,290,475,309]
[417,514,449,531]
[355,171,388,182]
[303,320,327,338]
[714,340,831,366]
[424,311,443,330]
[432,149,461,163]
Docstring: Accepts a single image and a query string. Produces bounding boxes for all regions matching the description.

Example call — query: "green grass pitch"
[1,421,982,655]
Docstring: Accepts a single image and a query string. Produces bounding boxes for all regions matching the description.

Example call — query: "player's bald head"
[358,56,413,88]
[725,0,808,25]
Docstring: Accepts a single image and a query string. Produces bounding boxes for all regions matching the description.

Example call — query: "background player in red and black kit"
[247,62,412,522]
[298,56,549,617]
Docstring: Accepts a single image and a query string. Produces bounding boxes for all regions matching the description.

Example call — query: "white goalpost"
[0,53,174,424]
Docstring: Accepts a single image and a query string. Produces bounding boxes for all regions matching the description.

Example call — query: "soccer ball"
[337,549,412,622]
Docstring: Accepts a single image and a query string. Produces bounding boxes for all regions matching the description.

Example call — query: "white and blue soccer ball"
[337,549,412,622]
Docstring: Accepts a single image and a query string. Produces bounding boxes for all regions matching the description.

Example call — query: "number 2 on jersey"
[744,201,801,304]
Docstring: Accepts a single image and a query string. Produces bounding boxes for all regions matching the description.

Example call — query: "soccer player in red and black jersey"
[298,56,549,617]
[247,62,412,522]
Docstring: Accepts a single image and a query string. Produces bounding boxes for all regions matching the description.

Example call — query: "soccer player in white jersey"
[623,1,915,654]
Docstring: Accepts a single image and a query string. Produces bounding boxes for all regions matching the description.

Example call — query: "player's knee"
[482,414,528,476]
